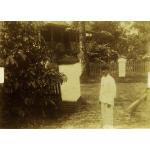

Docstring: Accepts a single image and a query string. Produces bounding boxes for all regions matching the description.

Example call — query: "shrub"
[0,22,65,127]
[86,42,118,63]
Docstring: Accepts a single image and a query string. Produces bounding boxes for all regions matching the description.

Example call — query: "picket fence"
[49,80,62,105]
[88,60,150,78]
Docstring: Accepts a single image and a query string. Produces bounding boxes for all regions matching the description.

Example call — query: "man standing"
[99,64,116,128]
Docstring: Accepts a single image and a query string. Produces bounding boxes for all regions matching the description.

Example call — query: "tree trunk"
[79,22,89,77]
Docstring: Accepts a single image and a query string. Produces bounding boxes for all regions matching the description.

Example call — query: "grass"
[34,82,150,128]
[4,76,147,128]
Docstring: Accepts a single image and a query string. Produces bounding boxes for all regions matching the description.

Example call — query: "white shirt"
[99,74,116,106]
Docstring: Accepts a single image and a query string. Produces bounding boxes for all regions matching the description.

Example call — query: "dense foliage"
[84,22,122,63]
[0,22,65,127]
[131,22,150,59]
[85,21,150,63]
[86,42,118,63]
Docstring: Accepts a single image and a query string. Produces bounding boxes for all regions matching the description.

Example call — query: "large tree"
[132,22,150,58]
[86,21,150,61]
[85,21,124,63]
[119,21,150,60]
[78,21,89,76]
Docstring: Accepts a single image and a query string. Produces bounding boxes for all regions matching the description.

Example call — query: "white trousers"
[101,103,114,128]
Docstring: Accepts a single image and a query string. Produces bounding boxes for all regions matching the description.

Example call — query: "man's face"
[102,69,109,76]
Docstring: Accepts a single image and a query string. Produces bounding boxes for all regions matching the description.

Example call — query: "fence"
[47,64,62,104]
[49,80,62,105]
[126,60,150,75]
[88,60,150,78]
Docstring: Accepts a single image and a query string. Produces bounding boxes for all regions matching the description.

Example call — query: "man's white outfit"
[99,74,116,128]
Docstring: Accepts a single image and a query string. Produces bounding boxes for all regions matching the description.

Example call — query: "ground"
[33,82,150,129]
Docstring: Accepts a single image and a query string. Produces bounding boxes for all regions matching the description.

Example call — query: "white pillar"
[0,67,4,84]
[148,72,150,88]
[59,62,81,102]
[118,57,127,77]
[0,67,4,126]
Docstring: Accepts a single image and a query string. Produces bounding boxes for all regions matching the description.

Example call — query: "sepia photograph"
[0,21,150,129]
